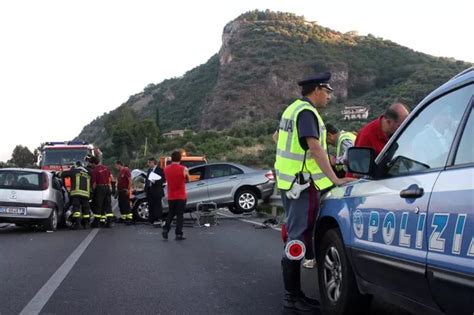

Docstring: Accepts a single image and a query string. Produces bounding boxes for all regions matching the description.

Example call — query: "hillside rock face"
[76,10,470,148]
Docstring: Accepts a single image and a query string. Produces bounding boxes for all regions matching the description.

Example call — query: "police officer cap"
[297,72,333,91]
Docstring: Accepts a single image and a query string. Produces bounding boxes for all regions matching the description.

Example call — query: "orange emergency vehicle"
[159,151,207,182]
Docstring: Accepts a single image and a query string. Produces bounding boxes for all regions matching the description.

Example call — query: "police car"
[314,68,473,315]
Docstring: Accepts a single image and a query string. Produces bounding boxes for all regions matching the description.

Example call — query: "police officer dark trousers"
[59,162,91,230]
[275,72,354,313]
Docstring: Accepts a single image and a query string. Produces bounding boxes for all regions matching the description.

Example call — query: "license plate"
[0,207,27,215]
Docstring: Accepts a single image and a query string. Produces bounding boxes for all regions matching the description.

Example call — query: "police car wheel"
[317,228,371,315]
[234,189,257,213]
[133,199,149,222]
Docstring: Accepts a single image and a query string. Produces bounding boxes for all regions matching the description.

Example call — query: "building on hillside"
[341,106,369,120]
[162,130,186,139]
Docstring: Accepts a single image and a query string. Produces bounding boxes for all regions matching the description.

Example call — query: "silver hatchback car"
[131,162,275,220]
[0,168,66,230]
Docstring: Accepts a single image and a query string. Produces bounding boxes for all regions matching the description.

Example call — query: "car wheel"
[317,228,371,315]
[234,189,258,213]
[43,208,58,231]
[133,199,149,222]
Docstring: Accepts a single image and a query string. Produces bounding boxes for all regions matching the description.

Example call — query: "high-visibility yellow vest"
[71,170,90,198]
[68,167,91,198]
[335,131,356,171]
[275,99,333,190]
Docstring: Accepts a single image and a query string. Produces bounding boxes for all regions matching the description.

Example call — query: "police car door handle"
[400,187,424,199]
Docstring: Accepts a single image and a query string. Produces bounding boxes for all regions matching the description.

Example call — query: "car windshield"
[42,149,89,166]
[0,170,42,191]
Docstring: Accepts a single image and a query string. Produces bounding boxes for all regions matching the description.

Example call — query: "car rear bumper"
[0,207,52,223]
[257,181,276,200]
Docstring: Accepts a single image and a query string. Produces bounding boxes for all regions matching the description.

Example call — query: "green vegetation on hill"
[104,119,277,170]
[77,10,472,169]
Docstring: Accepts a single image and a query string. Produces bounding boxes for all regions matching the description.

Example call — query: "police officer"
[275,72,355,313]
[326,123,356,178]
[89,157,114,228]
[58,161,92,230]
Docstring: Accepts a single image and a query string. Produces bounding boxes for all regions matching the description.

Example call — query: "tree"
[8,145,36,167]
[0,161,13,168]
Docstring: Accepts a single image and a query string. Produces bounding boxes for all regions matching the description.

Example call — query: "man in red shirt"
[354,102,410,156]
[162,151,190,241]
[89,157,114,228]
[114,160,132,225]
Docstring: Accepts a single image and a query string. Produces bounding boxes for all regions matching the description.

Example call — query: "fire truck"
[37,141,102,227]
[38,141,102,171]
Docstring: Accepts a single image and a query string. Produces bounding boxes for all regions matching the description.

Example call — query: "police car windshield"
[42,149,88,166]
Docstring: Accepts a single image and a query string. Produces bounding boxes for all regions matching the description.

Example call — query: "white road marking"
[20,229,99,315]
[217,211,282,231]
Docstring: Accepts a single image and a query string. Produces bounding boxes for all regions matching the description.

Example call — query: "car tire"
[43,208,58,231]
[317,228,371,315]
[133,199,149,222]
[233,189,258,213]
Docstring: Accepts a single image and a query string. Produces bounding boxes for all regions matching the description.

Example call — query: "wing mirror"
[347,147,376,176]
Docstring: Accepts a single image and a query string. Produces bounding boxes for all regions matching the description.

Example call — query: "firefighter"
[58,161,91,230]
[275,72,355,313]
[114,160,133,225]
[88,157,114,228]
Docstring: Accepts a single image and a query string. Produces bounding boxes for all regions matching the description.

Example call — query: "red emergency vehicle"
[38,141,102,171]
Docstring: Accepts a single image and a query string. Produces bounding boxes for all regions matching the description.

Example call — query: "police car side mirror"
[347,147,376,176]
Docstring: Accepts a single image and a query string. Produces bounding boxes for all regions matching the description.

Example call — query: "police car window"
[386,85,472,176]
[454,107,474,165]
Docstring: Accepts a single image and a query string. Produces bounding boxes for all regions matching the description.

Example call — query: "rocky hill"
[76,10,471,160]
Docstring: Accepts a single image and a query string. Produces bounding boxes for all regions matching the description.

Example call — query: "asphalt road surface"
[0,208,412,315]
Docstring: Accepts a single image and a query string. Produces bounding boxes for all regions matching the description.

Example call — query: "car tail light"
[41,173,49,190]
[42,200,55,208]
[265,171,275,181]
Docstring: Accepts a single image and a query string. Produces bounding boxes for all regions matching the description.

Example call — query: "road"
[0,208,411,315]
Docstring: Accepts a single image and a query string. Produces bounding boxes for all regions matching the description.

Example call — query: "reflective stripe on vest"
[274,99,332,190]
[335,131,356,171]
[71,172,90,198]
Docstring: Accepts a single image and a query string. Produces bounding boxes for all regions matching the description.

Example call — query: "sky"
[0,0,472,162]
